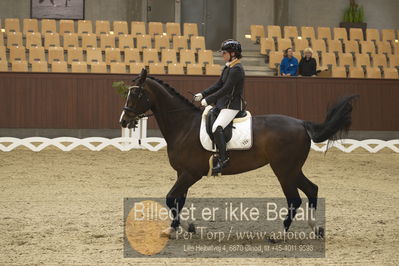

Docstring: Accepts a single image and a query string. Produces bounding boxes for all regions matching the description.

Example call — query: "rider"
[194,39,245,174]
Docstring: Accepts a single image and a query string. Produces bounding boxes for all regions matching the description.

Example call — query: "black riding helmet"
[220,39,242,59]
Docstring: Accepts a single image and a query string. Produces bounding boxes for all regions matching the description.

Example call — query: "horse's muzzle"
[120,119,138,129]
[120,119,128,128]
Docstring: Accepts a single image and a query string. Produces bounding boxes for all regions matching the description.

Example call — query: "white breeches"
[212,109,239,133]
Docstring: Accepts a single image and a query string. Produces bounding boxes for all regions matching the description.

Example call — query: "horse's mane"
[146,76,201,111]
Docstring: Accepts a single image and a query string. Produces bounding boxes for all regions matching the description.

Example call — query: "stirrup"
[211,157,229,176]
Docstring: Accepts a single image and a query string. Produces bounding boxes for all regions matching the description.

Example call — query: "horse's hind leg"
[270,163,303,232]
[279,182,302,232]
[297,171,324,237]
[297,171,318,209]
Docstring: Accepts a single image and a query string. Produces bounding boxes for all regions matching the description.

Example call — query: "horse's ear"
[138,68,147,84]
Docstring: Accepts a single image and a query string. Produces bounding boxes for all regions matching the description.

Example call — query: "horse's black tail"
[303,95,359,143]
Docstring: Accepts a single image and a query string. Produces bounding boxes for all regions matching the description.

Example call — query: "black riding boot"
[212,126,229,175]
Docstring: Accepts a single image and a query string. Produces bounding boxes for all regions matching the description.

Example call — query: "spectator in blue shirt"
[280,48,298,76]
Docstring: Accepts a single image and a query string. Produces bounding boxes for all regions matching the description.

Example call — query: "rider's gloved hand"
[194,93,203,102]
[201,99,208,107]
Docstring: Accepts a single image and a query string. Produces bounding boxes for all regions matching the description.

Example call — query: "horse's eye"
[134,89,143,97]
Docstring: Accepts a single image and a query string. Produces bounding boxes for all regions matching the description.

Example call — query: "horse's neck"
[147,81,199,144]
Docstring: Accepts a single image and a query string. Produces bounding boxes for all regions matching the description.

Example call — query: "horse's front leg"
[161,172,201,238]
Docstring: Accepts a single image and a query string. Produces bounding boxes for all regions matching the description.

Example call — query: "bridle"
[122,85,153,125]
[123,85,145,114]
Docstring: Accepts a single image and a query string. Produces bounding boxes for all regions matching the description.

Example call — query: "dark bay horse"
[119,69,357,238]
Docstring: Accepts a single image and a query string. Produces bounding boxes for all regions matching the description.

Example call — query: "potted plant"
[339,0,367,38]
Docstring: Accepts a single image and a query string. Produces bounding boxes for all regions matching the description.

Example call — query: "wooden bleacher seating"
[168,63,184,75]
[148,62,166,74]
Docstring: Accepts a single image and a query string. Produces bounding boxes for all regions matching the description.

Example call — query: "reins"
[140,103,203,118]
[161,90,203,114]
[123,83,202,121]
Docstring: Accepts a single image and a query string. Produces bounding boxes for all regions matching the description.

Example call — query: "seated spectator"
[299,47,317,76]
[280,48,298,77]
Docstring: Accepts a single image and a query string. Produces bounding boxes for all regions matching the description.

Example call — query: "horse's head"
[119,68,152,128]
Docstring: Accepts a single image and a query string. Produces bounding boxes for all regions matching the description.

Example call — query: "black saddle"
[205,107,247,143]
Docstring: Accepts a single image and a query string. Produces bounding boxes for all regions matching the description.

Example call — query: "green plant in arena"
[113,81,129,97]
[343,0,365,23]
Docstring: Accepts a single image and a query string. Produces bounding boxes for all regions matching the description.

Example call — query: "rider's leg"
[212,109,239,133]
[211,109,239,174]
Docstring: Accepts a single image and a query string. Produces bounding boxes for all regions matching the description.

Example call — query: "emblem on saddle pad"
[200,106,253,152]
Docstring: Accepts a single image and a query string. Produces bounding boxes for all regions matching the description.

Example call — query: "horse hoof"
[268,235,283,244]
[316,226,325,239]
[188,223,196,233]
[160,227,175,239]
[180,220,195,233]
[268,237,277,244]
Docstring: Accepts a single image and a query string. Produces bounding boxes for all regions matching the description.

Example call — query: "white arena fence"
[0,119,398,153]
[0,137,397,153]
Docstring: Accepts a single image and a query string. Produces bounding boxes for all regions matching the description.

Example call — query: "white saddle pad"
[200,106,253,152]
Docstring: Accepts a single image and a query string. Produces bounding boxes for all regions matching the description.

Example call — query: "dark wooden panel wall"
[0,72,398,131]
